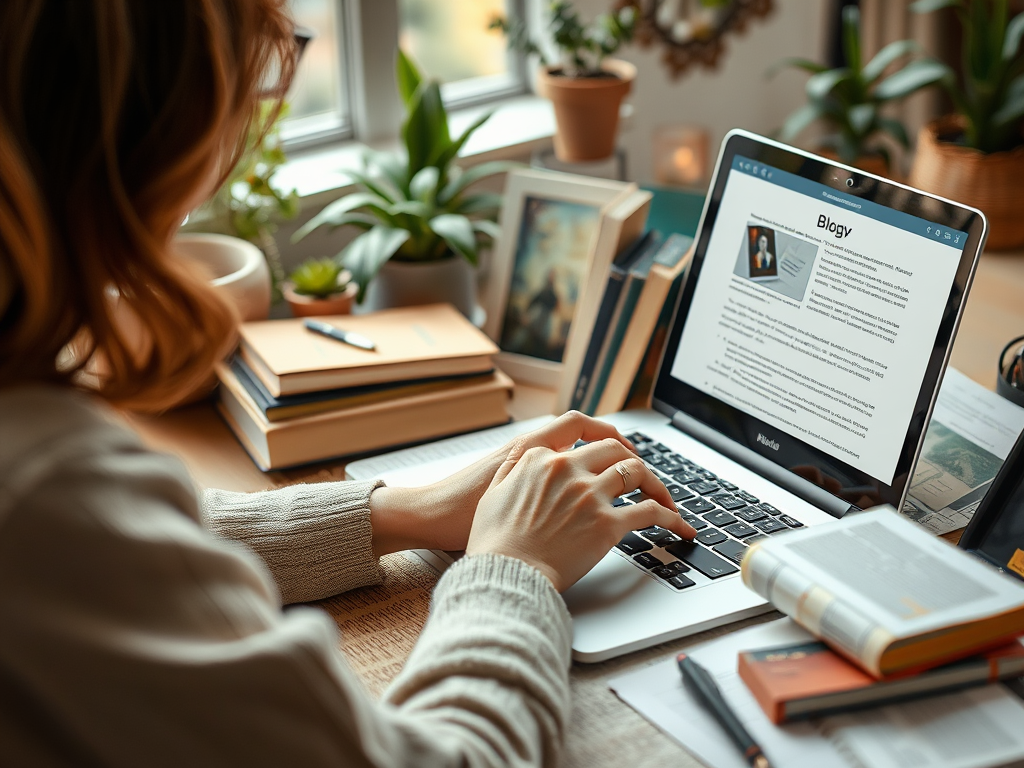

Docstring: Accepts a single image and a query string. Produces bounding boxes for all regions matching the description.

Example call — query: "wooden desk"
[129,248,1024,768]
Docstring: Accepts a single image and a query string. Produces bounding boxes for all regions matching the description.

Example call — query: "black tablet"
[652,130,987,514]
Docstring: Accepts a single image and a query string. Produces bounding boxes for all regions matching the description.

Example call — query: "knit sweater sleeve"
[200,480,385,604]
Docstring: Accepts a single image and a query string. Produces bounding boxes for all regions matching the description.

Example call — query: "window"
[397,0,525,107]
[282,0,351,146]
[282,0,526,149]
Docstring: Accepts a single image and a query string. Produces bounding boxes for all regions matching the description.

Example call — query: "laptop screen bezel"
[652,130,986,510]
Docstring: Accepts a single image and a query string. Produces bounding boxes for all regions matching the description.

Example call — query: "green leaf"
[842,6,862,71]
[778,102,824,141]
[873,58,951,100]
[806,68,853,100]
[993,74,1024,126]
[429,214,478,264]
[388,200,433,219]
[910,0,963,13]
[764,57,829,79]
[1004,13,1024,61]
[341,227,411,302]
[472,219,502,242]
[292,193,391,240]
[849,103,876,136]
[455,192,504,215]
[396,49,423,108]
[878,117,911,147]
[410,166,441,202]
[434,111,494,171]
[344,167,400,204]
[438,161,519,205]
[363,150,410,195]
[862,40,919,83]
[403,82,451,176]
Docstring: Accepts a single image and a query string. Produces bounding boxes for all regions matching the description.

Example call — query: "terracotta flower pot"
[537,59,636,163]
[909,116,1024,251]
[283,281,358,317]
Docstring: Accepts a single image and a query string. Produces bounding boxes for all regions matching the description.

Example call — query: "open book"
[740,508,1024,677]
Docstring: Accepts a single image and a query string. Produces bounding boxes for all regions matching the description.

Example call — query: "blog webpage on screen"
[671,157,966,485]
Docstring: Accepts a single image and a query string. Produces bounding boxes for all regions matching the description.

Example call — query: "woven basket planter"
[909,116,1024,251]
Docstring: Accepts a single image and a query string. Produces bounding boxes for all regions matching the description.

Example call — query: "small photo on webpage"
[734,222,819,303]
[745,225,778,281]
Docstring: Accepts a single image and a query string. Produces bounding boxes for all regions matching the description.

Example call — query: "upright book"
[239,304,499,397]
[554,189,652,413]
[741,507,1024,678]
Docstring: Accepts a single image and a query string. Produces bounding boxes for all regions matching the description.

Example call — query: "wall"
[571,0,830,185]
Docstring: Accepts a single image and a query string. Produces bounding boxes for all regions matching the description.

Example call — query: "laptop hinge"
[655,400,854,519]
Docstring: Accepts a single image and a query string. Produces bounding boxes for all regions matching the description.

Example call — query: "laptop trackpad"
[563,554,654,616]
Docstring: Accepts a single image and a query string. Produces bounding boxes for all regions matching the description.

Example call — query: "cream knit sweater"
[0,386,573,767]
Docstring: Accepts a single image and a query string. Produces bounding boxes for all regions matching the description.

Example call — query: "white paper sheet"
[610,619,1024,768]
[904,368,1024,535]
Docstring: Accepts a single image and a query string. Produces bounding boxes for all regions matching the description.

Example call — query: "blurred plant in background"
[202,102,299,301]
[911,0,1024,153]
[770,5,948,168]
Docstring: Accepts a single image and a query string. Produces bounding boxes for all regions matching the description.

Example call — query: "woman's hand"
[369,412,671,557]
[466,436,697,593]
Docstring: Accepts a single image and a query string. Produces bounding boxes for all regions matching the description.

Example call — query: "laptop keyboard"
[610,432,803,591]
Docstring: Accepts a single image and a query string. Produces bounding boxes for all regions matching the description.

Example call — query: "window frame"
[283,0,530,150]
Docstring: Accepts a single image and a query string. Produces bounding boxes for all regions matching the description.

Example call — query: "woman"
[0,2,695,766]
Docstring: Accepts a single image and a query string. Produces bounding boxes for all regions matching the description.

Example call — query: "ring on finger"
[613,461,632,494]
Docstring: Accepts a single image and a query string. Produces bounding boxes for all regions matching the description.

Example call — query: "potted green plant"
[191,101,300,300]
[283,258,358,317]
[770,5,948,176]
[908,0,1024,249]
[492,2,637,162]
[293,51,511,317]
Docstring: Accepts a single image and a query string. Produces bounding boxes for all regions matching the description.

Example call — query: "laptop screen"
[654,132,985,510]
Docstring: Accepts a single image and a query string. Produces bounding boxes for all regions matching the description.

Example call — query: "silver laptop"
[347,130,987,662]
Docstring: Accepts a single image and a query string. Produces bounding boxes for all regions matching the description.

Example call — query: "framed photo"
[483,169,631,388]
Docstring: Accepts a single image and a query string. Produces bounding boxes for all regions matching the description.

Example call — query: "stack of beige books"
[216,303,512,470]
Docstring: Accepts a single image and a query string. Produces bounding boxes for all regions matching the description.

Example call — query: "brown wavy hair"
[0,0,297,411]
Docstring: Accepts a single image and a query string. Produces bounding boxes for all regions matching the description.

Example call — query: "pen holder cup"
[997,334,1024,408]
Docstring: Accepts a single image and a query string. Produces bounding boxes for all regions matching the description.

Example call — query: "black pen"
[303,319,376,351]
[677,652,772,768]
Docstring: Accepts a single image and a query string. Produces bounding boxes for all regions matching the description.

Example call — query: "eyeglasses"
[998,334,1024,407]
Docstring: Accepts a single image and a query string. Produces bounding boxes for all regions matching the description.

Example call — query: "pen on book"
[677,652,772,768]
[303,319,376,351]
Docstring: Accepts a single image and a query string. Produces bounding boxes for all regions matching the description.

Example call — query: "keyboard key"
[718,480,738,492]
[632,552,662,569]
[688,481,720,496]
[611,496,630,508]
[652,561,690,580]
[673,471,702,485]
[666,484,695,502]
[681,498,716,514]
[780,515,805,528]
[696,469,717,480]
[709,494,746,511]
[656,533,682,547]
[679,513,708,530]
[745,534,768,544]
[735,490,759,505]
[734,507,768,523]
[713,539,749,565]
[646,453,666,466]
[755,518,789,535]
[696,529,727,546]
[723,522,759,539]
[704,509,737,527]
[667,574,696,590]
[627,432,651,443]
[654,443,671,453]
[665,541,740,579]
[758,503,782,516]
[616,532,653,554]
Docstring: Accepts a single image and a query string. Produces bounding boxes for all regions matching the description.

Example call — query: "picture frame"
[482,168,632,388]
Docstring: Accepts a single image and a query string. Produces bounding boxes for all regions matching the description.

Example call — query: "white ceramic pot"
[174,233,271,321]
[361,256,477,318]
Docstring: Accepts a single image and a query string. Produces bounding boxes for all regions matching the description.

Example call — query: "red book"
[738,639,1024,724]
